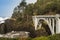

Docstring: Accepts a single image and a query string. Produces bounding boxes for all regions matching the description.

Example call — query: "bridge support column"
[56,18,60,34]
[49,19,54,35]
[33,16,38,30]
[52,19,55,34]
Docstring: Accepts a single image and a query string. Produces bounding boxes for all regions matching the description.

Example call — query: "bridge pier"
[56,18,60,34]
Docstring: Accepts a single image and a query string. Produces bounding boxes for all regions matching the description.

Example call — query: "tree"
[12,0,27,19]
[11,0,60,37]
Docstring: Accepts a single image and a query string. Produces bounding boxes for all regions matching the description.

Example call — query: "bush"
[0,34,60,40]
[18,37,32,40]
[0,38,18,40]
[32,34,60,40]
[32,36,49,40]
[36,29,48,37]
[48,34,60,40]
[0,37,32,40]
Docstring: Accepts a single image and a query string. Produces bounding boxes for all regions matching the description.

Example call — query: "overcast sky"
[0,0,37,17]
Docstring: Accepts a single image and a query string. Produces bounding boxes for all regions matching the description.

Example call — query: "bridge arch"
[32,14,60,35]
[38,19,52,35]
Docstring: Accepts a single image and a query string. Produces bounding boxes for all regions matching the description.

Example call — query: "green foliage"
[18,37,32,40]
[1,0,60,38]
[36,29,48,37]
[0,37,32,40]
[20,0,26,7]
[0,34,60,40]
[32,34,60,40]
[12,0,60,21]
[12,0,60,25]
[0,38,18,40]
[48,34,60,40]
[32,36,49,40]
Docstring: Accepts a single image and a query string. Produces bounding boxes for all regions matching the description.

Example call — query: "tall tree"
[12,0,27,19]
[18,0,26,18]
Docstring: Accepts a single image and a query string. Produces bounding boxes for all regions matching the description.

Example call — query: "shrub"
[36,29,48,37]
[18,37,32,40]
[32,36,49,40]
[0,37,18,40]
[32,34,60,40]
[0,34,60,40]
[48,34,60,40]
[0,37,32,40]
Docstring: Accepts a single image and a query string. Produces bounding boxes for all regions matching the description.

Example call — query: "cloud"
[0,17,9,24]
[0,17,3,21]
[26,0,37,4]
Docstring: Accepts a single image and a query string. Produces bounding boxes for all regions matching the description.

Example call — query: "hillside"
[0,0,60,38]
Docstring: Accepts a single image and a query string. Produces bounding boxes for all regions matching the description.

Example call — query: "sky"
[0,0,37,17]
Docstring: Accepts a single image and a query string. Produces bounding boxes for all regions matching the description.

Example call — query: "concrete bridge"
[32,14,60,35]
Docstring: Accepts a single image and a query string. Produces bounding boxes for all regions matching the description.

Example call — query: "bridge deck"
[32,14,60,18]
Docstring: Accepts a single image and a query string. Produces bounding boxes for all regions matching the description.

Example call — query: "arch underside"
[33,17,56,35]
[38,18,55,35]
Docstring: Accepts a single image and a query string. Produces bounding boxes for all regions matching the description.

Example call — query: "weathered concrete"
[32,14,60,35]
